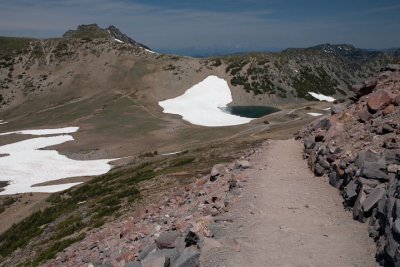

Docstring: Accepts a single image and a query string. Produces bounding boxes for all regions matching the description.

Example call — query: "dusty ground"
[0,193,49,233]
[0,104,325,235]
[201,139,378,267]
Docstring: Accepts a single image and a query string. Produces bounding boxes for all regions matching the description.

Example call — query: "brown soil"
[201,139,378,266]
[0,193,50,234]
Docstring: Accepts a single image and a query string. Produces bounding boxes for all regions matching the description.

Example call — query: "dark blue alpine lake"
[220,106,280,118]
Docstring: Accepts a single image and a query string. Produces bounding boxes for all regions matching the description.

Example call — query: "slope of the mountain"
[0,26,399,115]
[299,66,400,266]
[0,24,399,266]
[216,44,398,101]
[63,24,151,50]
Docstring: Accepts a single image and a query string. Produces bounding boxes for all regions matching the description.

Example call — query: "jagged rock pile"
[299,64,400,266]
[63,24,151,50]
[46,159,252,267]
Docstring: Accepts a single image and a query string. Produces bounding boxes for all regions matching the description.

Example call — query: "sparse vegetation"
[0,138,262,265]
[292,66,339,99]
[0,37,33,58]
[0,196,18,214]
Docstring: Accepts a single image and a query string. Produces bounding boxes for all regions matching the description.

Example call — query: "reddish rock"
[196,177,208,187]
[395,94,400,106]
[338,112,354,123]
[115,252,136,263]
[324,122,344,141]
[352,79,378,98]
[383,104,395,115]
[367,90,392,112]
[356,108,372,122]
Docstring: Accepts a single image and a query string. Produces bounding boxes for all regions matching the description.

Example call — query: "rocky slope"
[0,24,399,114]
[0,137,260,266]
[63,24,151,51]
[299,65,400,266]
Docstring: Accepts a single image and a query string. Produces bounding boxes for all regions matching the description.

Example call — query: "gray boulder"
[171,246,200,267]
[343,180,359,206]
[124,262,142,267]
[328,172,343,189]
[361,162,389,181]
[138,244,157,261]
[314,163,325,176]
[353,186,367,222]
[384,149,400,164]
[304,135,316,149]
[210,164,225,181]
[141,252,169,267]
[331,104,344,115]
[362,187,385,213]
[319,158,331,169]
[355,149,384,167]
[156,231,179,249]
[234,160,251,170]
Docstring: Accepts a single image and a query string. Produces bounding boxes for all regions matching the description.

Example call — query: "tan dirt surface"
[201,139,378,267]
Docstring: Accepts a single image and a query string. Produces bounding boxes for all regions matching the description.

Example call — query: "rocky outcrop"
[299,65,400,266]
[45,158,253,266]
[63,24,151,50]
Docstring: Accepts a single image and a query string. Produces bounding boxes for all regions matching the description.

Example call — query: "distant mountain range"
[0,23,399,113]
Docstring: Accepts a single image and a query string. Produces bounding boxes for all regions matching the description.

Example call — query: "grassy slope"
[0,37,34,58]
[0,136,262,266]
[208,47,398,99]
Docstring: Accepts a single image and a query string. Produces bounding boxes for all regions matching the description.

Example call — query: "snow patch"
[145,48,157,54]
[0,132,115,195]
[0,120,7,125]
[307,113,324,117]
[114,38,124,44]
[161,151,183,156]
[0,127,79,136]
[308,92,336,102]
[323,107,331,111]
[159,76,253,127]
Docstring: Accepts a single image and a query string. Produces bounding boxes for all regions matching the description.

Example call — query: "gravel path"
[201,139,378,267]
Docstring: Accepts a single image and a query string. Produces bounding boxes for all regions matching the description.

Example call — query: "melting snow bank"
[0,126,79,136]
[0,131,115,195]
[308,92,336,102]
[159,76,253,127]
[161,151,183,156]
[144,48,158,54]
[307,113,324,117]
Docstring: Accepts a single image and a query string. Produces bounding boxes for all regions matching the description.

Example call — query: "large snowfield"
[0,126,79,136]
[0,127,114,195]
[159,76,253,127]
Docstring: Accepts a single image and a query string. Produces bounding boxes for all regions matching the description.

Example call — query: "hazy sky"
[0,0,399,54]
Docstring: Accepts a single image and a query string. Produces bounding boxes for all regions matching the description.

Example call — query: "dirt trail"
[201,139,378,267]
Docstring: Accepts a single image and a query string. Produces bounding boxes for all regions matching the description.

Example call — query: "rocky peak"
[63,23,151,50]
[63,24,108,39]
[308,43,383,61]
[106,25,151,50]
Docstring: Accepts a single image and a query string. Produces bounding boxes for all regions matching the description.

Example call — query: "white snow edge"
[161,151,183,156]
[145,48,158,54]
[0,127,79,136]
[308,92,336,102]
[307,113,324,117]
[0,128,115,195]
[159,76,253,127]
